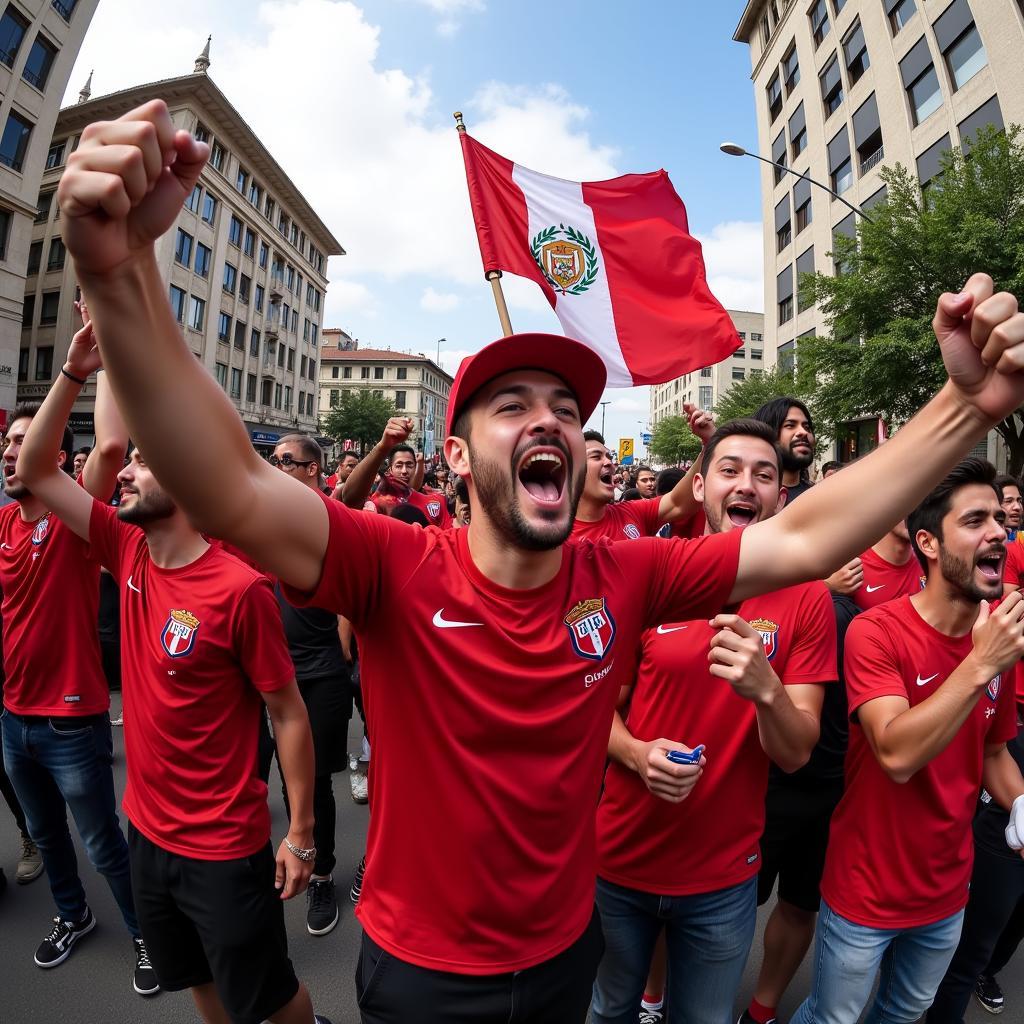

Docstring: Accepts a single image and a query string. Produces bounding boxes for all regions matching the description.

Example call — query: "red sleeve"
[87,499,140,583]
[844,613,909,715]
[280,493,429,625]
[778,582,837,685]
[233,577,296,693]
[642,528,742,627]
[1004,544,1022,588]
[992,663,1019,745]
[671,506,706,539]
[637,497,663,537]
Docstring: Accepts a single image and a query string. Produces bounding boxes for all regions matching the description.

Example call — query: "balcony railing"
[861,146,885,173]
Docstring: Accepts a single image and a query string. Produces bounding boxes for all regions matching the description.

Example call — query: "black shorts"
[756,774,844,913]
[127,824,299,1024]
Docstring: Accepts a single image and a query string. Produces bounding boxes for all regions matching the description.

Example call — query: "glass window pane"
[948,26,987,90]
[909,68,942,125]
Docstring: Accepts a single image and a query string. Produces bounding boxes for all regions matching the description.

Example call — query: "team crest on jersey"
[426,501,441,519]
[161,609,201,658]
[623,523,641,540]
[987,674,1001,702]
[919,575,927,591]
[31,514,51,546]
[749,617,780,661]
[564,598,617,662]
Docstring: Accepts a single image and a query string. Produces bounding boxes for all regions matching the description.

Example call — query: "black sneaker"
[306,877,339,936]
[976,974,1005,1014]
[314,1017,333,1024]
[132,936,160,995]
[34,908,96,967]
[350,855,365,906]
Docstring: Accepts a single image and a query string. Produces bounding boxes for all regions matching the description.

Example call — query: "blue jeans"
[1,708,139,936]
[791,899,964,1024]
[591,875,756,1024]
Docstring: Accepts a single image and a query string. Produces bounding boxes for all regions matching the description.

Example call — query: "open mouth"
[599,467,613,487]
[3,465,14,479]
[517,448,568,506]
[725,501,757,528]
[977,549,1004,581]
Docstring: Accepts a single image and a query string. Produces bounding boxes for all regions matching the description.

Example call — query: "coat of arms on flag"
[531,224,599,295]
[749,617,780,662]
[564,597,616,662]
[161,609,201,658]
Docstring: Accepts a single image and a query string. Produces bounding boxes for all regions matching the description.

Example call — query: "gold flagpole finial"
[453,111,466,134]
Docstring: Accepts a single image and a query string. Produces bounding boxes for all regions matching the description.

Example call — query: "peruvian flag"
[459,132,741,387]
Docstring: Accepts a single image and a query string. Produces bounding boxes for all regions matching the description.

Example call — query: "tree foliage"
[321,390,397,454]
[713,366,797,424]
[798,125,1024,468]
[649,415,703,465]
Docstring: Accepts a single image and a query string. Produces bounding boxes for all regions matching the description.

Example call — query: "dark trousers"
[928,842,1024,1023]
[0,748,27,835]
[356,910,605,1023]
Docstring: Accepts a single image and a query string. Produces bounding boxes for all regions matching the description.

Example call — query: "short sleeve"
[778,583,837,686]
[233,577,296,693]
[642,529,742,627]
[844,613,909,716]
[87,499,140,582]
[991,663,1019,746]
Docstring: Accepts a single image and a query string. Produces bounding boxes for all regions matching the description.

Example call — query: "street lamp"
[436,337,446,364]
[599,400,610,437]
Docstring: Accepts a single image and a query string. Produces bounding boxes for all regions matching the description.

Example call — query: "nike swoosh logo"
[656,625,688,635]
[127,576,142,594]
[0,543,9,549]
[432,608,483,629]
[865,584,886,593]
[916,673,938,686]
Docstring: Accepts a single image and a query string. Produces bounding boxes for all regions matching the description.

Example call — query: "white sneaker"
[350,772,368,804]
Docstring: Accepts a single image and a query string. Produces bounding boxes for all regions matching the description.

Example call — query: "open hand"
[683,402,716,444]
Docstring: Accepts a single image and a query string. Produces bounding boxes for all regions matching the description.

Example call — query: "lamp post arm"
[743,150,874,223]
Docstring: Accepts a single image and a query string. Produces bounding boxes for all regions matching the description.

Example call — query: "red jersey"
[0,503,107,715]
[408,489,451,529]
[283,498,742,974]
[596,582,835,895]
[573,496,662,542]
[1004,542,1023,590]
[853,545,923,611]
[88,502,295,860]
[821,596,1017,928]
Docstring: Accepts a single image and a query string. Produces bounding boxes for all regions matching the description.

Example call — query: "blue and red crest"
[426,500,442,520]
[564,598,616,662]
[161,609,200,658]
[31,514,51,546]
[623,523,641,540]
[987,674,1001,702]
[750,617,780,661]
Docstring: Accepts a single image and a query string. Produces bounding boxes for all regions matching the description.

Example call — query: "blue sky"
[66,0,765,451]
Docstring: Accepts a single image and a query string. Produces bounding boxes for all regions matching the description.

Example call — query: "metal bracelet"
[284,837,316,862]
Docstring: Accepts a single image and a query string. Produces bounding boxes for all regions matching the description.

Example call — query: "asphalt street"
[0,702,1019,1023]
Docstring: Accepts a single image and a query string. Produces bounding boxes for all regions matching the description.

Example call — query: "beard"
[469,435,584,552]
[4,478,30,500]
[939,547,1000,603]
[117,489,176,526]
[781,440,814,473]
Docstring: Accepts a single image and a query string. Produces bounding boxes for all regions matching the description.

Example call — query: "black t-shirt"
[783,479,814,504]
[274,581,346,682]
[973,724,1024,861]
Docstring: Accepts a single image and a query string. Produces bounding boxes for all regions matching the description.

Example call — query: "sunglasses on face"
[269,454,314,469]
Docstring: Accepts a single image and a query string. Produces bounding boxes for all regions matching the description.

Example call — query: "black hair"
[907,457,998,571]
[752,396,814,439]
[993,474,1022,500]
[635,464,654,477]
[423,470,438,488]
[278,433,324,470]
[75,446,92,457]
[391,504,429,527]
[390,443,415,460]
[701,418,784,478]
[10,402,74,475]
[821,460,842,476]
[455,476,469,505]
[655,467,685,496]
[583,429,606,445]
[620,487,641,502]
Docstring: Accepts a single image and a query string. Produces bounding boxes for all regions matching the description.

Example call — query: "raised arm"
[341,417,413,510]
[16,320,102,541]
[56,100,327,591]
[731,277,1024,604]
[657,403,714,526]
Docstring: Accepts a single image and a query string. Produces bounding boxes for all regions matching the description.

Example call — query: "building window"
[210,142,225,172]
[917,134,951,189]
[284,385,292,409]
[218,312,232,342]
[239,274,250,304]
[959,95,1004,150]
[185,183,202,213]
[789,102,807,158]
[290,308,298,332]
[795,177,813,232]
[18,345,28,380]
[820,54,843,117]
[286,347,294,371]
[188,295,205,330]
[255,284,264,312]
[828,127,853,194]
[194,242,211,277]
[698,386,713,411]
[888,0,916,34]
[236,166,248,194]
[772,130,787,185]
[735,348,746,358]
[752,333,763,342]
[782,43,800,95]
[796,246,816,312]
[228,215,242,247]
[901,38,942,126]
[45,140,65,169]
[0,6,29,68]
[248,181,260,207]
[843,19,869,84]
[264,196,275,220]
[230,367,242,400]
[35,190,53,223]
[762,12,772,47]
[395,390,406,410]
[223,262,237,294]
[233,320,245,350]
[343,366,352,380]
[35,345,53,380]
[778,340,796,374]
[767,72,783,123]
[51,0,77,21]
[47,237,65,271]
[258,242,268,269]
[22,32,57,90]
[250,327,260,356]
[215,362,227,389]
[0,110,33,172]
[940,13,987,90]
[169,284,186,323]
[246,373,257,403]
[700,367,713,379]
[752,348,763,360]
[396,366,407,380]
[776,195,792,252]
[290,223,298,246]
[21,293,33,327]
[373,366,384,380]
[194,122,210,144]
[778,265,794,324]
[243,228,255,258]
[809,0,830,47]
[853,93,884,173]
[360,366,370,379]
[27,239,41,274]
[732,367,745,381]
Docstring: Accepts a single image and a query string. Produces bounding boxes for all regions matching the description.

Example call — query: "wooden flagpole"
[454,111,514,338]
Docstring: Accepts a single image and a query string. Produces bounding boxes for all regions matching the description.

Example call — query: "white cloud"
[327,278,377,315]
[694,220,765,313]
[420,286,460,312]
[437,347,475,375]
[408,0,484,37]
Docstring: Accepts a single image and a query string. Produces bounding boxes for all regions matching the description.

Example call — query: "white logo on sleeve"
[915,673,938,686]
[432,608,484,629]
[127,576,142,594]
[865,584,886,593]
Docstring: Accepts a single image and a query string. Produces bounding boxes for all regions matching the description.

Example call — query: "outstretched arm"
[657,403,714,526]
[731,276,1024,604]
[340,416,413,510]
[56,100,327,592]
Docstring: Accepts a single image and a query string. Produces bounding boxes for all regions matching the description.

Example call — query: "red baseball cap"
[444,333,607,437]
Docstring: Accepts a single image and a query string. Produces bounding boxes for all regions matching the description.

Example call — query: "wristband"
[61,367,87,386]
[284,837,317,862]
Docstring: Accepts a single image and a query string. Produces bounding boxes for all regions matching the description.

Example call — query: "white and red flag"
[458,132,741,387]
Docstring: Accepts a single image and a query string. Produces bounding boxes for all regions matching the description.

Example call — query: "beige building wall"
[19,50,344,449]
[649,309,766,426]
[734,0,1024,376]
[0,0,97,418]
[319,329,453,458]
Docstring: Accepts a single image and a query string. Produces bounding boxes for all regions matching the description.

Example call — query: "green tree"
[800,124,1024,469]
[649,415,703,465]
[713,366,797,424]
[321,390,397,454]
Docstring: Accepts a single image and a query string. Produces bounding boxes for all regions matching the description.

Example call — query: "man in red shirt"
[0,321,153,990]
[792,458,1024,1024]
[573,403,713,543]
[57,101,1024,1022]
[16,334,331,1024]
[591,419,837,1024]
[329,452,358,501]
[995,473,1023,541]
[852,519,924,611]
